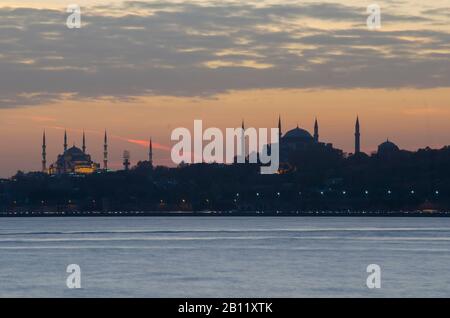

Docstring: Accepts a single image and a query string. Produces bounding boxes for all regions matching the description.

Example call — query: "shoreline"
[1,211,449,217]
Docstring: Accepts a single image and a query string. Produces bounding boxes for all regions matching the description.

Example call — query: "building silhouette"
[103,130,108,170]
[355,116,361,154]
[45,131,102,174]
[39,116,405,175]
[123,150,131,170]
[149,137,153,167]
[42,131,46,172]
[377,139,400,158]
[278,116,339,167]
[314,118,319,142]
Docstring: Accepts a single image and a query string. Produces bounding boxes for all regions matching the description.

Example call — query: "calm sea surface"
[0,216,449,298]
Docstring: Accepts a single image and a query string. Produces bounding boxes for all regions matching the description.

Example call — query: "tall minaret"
[42,131,47,172]
[64,130,68,152]
[278,115,282,140]
[355,116,361,154]
[314,118,319,142]
[241,119,246,162]
[103,130,108,170]
[82,130,86,153]
[149,137,153,167]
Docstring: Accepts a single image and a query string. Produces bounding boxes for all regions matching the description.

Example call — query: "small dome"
[378,139,400,154]
[283,126,313,141]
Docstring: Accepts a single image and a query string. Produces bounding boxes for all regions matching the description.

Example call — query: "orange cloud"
[121,137,171,152]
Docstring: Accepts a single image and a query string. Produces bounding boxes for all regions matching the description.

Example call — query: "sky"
[0,0,449,177]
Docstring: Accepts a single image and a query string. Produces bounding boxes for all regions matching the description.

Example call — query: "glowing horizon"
[0,1,449,177]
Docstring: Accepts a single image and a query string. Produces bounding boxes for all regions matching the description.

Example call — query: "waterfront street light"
[365,190,369,195]
[387,190,392,195]
[435,190,440,195]
[342,191,347,195]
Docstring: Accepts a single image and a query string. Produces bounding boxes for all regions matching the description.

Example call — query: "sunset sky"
[0,0,449,177]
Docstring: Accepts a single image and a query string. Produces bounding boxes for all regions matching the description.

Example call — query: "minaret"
[82,130,86,153]
[103,130,108,170]
[314,118,319,142]
[355,116,361,154]
[278,115,282,139]
[42,131,47,172]
[149,137,153,167]
[241,119,246,162]
[64,130,68,152]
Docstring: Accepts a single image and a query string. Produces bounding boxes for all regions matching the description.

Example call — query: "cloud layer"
[1,1,450,107]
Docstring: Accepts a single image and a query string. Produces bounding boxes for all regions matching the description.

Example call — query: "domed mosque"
[377,139,400,157]
[277,116,339,168]
[40,118,402,175]
[276,115,402,167]
[278,117,342,174]
[43,130,106,175]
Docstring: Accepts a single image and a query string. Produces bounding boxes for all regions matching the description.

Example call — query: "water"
[0,216,449,298]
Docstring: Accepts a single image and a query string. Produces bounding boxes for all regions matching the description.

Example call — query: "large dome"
[378,139,400,154]
[63,146,90,161]
[283,126,313,141]
[65,146,84,155]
